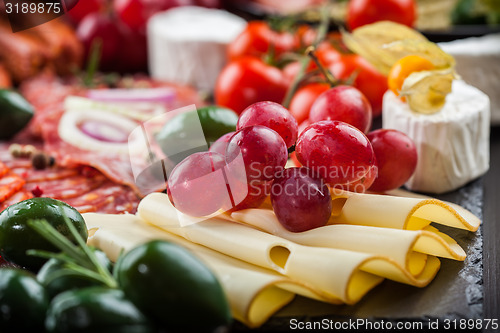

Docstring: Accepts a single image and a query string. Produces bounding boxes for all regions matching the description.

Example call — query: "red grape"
[225,126,288,182]
[223,179,271,212]
[296,120,377,192]
[367,129,417,192]
[271,167,332,232]
[65,0,104,24]
[209,132,234,158]
[76,13,122,70]
[167,151,228,217]
[309,85,373,133]
[114,0,188,30]
[237,101,298,148]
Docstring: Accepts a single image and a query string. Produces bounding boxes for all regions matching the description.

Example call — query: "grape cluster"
[167,95,416,232]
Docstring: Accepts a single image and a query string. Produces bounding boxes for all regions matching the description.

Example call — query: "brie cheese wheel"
[439,34,500,124]
[383,80,490,194]
[148,7,247,92]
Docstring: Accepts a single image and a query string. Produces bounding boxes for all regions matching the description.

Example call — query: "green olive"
[37,248,113,299]
[0,198,88,271]
[115,240,232,332]
[45,287,155,333]
[0,267,49,332]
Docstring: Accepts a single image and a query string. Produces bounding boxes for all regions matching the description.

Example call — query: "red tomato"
[347,0,417,30]
[215,57,288,114]
[289,83,330,124]
[329,54,388,117]
[228,21,298,62]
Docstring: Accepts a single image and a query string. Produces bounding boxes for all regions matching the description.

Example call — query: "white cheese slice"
[382,80,490,194]
[147,7,247,92]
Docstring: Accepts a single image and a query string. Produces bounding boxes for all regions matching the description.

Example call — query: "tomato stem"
[282,4,332,108]
[305,46,338,87]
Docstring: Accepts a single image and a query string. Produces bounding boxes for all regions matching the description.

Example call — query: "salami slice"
[64,182,140,214]
[0,172,26,203]
[30,173,107,199]
[20,74,203,197]
[0,189,33,212]
[0,161,8,178]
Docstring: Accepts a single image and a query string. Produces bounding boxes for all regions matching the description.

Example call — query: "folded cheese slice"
[138,193,445,296]
[231,208,466,267]
[84,213,296,328]
[326,190,480,232]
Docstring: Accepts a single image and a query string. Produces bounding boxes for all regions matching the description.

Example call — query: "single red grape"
[367,129,417,192]
[296,120,377,192]
[225,125,288,182]
[167,152,228,217]
[65,0,104,24]
[309,85,373,133]
[271,167,332,232]
[223,179,271,212]
[209,132,235,158]
[76,13,122,70]
[237,101,298,148]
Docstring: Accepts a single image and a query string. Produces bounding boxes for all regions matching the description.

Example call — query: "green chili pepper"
[156,105,238,164]
[0,267,49,333]
[0,89,34,140]
[45,287,155,333]
[0,198,88,271]
[114,240,232,332]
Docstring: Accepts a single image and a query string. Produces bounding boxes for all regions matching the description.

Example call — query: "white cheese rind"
[147,7,247,92]
[382,80,490,194]
[439,34,500,124]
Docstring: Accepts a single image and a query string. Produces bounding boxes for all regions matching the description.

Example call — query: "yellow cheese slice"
[327,191,480,231]
[231,208,466,265]
[137,193,445,294]
[84,212,296,328]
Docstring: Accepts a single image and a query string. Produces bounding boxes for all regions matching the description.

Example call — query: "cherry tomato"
[347,0,417,30]
[227,21,298,62]
[329,54,388,117]
[215,57,288,114]
[387,55,435,96]
[114,0,187,30]
[289,83,330,124]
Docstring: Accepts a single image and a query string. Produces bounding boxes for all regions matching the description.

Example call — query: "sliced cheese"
[231,208,466,265]
[84,213,295,328]
[137,193,445,295]
[327,190,480,232]
[383,80,490,194]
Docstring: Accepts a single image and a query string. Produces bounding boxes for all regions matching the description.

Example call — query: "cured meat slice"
[64,182,139,214]
[27,173,107,199]
[0,161,8,178]
[0,172,26,203]
[19,74,203,196]
[0,189,33,212]
[20,167,80,183]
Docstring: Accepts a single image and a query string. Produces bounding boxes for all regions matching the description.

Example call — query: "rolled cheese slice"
[138,193,444,297]
[327,190,480,232]
[382,79,490,194]
[231,208,466,267]
[147,7,247,92]
[84,213,296,328]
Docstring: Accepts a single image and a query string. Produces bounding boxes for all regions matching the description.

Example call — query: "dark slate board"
[231,178,484,332]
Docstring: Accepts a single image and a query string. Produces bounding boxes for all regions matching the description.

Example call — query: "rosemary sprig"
[27,213,117,289]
